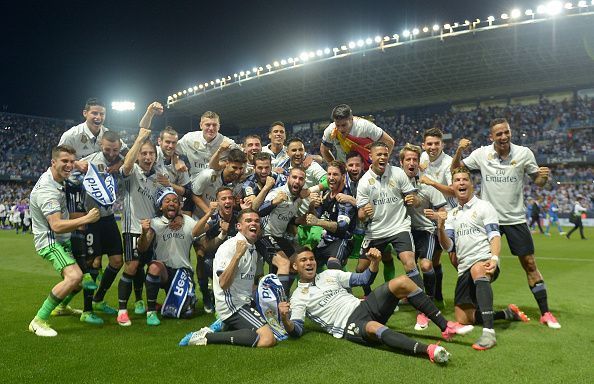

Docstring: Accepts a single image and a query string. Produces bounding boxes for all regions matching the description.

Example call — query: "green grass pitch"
[1,227,592,383]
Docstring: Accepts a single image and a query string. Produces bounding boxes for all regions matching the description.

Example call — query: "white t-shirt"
[356,165,416,240]
[407,177,447,233]
[444,196,500,275]
[176,131,238,178]
[321,117,384,162]
[290,269,361,338]
[420,151,457,209]
[30,169,70,251]
[155,146,191,188]
[121,164,161,234]
[150,214,196,270]
[191,169,241,218]
[463,143,539,225]
[261,184,302,237]
[213,232,258,321]
[289,160,327,215]
[59,122,127,160]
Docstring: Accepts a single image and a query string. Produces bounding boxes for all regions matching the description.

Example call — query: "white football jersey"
[176,131,238,178]
[290,269,361,338]
[321,117,384,162]
[261,184,302,237]
[59,122,127,160]
[420,151,457,209]
[121,164,161,234]
[150,214,195,270]
[445,196,500,275]
[463,143,539,225]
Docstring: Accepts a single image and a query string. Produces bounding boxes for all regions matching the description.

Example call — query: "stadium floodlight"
[172,94,178,98]
[487,15,495,22]
[226,76,231,80]
[188,87,193,93]
[210,81,214,85]
[365,38,373,45]
[501,13,509,19]
[444,23,451,29]
[422,26,429,33]
[464,20,470,26]
[537,4,547,13]
[199,84,204,89]
[333,47,340,53]
[308,51,315,58]
[348,41,356,49]
[177,91,183,96]
[393,34,399,42]
[246,70,251,75]
[412,28,419,35]
[577,0,587,6]
[374,35,382,43]
[266,64,272,69]
[112,101,136,111]
[546,1,563,14]
[259,66,264,71]
[402,29,411,38]
[215,79,220,84]
[432,24,440,31]
[240,71,245,76]
[182,90,187,95]
[316,50,323,56]
[511,8,522,18]
[525,9,535,15]
[288,57,294,63]
[273,61,280,67]
[281,59,287,65]
[341,45,348,50]
[324,47,331,54]
[300,52,309,61]
[252,67,258,72]
[356,39,364,47]
[453,22,459,27]
[383,36,390,41]
[233,73,238,78]
[193,86,198,91]
[564,2,573,8]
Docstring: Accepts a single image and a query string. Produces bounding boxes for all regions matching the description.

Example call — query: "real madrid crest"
[471,211,477,220]
[81,134,88,143]
[301,287,309,294]
[97,164,105,172]
[211,174,217,183]
[193,141,201,150]
[510,160,517,167]
[487,153,494,161]
[369,178,375,185]
[389,180,396,188]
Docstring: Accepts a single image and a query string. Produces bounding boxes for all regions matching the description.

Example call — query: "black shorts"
[224,302,268,331]
[500,223,535,257]
[359,232,414,260]
[86,215,123,257]
[454,266,500,306]
[411,230,437,261]
[343,283,399,345]
[257,235,295,264]
[314,238,352,266]
[70,229,88,258]
[123,233,154,263]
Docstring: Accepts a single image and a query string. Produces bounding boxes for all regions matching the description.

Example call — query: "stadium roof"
[167,10,594,129]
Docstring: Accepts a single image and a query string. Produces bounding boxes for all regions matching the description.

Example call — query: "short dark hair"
[345,151,365,163]
[216,186,233,198]
[423,127,443,141]
[331,104,352,120]
[102,130,120,143]
[327,160,346,174]
[269,121,285,132]
[369,141,389,151]
[490,118,508,129]
[227,148,247,164]
[159,126,178,140]
[84,98,105,111]
[289,166,306,176]
[243,134,261,144]
[451,166,471,178]
[140,139,157,153]
[253,152,272,163]
[286,138,304,147]
[237,208,259,222]
[52,145,76,160]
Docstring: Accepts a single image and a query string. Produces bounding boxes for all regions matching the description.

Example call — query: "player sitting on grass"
[138,188,203,325]
[435,167,530,351]
[278,248,470,364]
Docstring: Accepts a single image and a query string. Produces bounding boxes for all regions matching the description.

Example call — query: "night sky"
[3,0,505,122]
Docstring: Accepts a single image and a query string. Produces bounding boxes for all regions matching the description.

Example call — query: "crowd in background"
[1,97,592,217]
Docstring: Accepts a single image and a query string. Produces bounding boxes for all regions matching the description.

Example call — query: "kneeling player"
[280,248,472,364]
[138,188,202,325]
[179,209,277,348]
[436,167,529,351]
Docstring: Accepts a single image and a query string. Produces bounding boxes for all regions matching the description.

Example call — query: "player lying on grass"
[278,248,472,364]
[435,167,530,351]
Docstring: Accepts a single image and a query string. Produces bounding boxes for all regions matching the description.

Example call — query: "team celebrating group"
[27,98,561,364]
